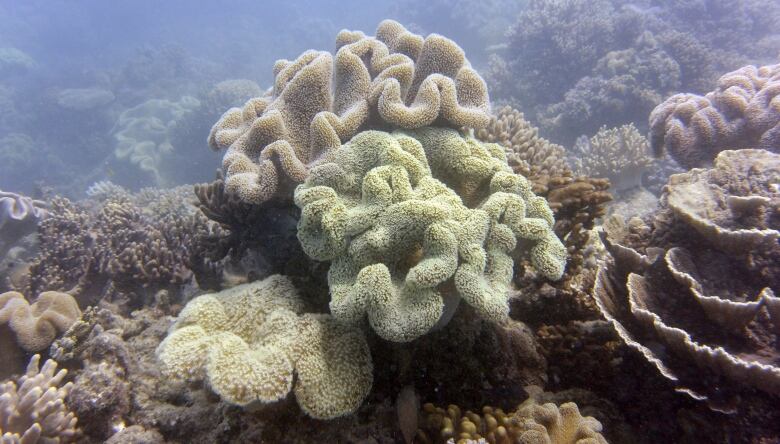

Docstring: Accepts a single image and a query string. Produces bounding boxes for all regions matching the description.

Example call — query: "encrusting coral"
[416,388,608,444]
[208,19,491,204]
[0,354,78,443]
[295,128,566,342]
[156,275,373,419]
[570,124,654,193]
[0,291,80,353]
[594,149,780,412]
[649,63,780,168]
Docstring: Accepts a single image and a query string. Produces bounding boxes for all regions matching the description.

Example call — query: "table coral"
[156,275,373,419]
[649,63,780,168]
[295,128,565,342]
[208,19,490,204]
[0,355,78,443]
[593,149,780,412]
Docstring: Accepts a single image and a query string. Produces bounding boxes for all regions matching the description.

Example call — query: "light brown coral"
[0,354,78,443]
[416,391,607,444]
[593,149,780,412]
[475,106,570,194]
[649,63,780,168]
[208,19,491,204]
[0,291,80,352]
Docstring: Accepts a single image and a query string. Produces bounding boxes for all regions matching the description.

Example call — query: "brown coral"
[208,19,491,204]
[0,291,80,352]
[593,149,780,412]
[649,63,780,168]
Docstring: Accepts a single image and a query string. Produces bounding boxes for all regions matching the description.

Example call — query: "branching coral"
[594,149,780,412]
[569,124,654,193]
[208,19,491,204]
[156,275,373,419]
[0,354,78,443]
[0,291,80,352]
[295,128,565,342]
[649,63,780,168]
[475,106,570,193]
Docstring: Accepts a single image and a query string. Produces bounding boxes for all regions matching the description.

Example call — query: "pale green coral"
[155,275,373,419]
[294,128,566,342]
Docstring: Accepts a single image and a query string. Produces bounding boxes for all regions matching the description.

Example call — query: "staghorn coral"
[208,19,491,204]
[475,106,570,194]
[0,291,80,353]
[156,275,373,419]
[416,388,608,444]
[0,354,78,443]
[295,128,565,342]
[594,149,780,412]
[113,96,201,186]
[649,63,780,168]
[569,124,654,193]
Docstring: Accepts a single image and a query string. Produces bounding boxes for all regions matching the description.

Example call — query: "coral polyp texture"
[594,149,780,412]
[0,291,80,352]
[294,128,566,342]
[208,19,491,204]
[570,124,653,193]
[417,391,607,444]
[649,63,780,168]
[156,275,373,419]
[0,354,78,443]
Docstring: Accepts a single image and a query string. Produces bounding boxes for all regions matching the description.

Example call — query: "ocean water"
[0,1,778,442]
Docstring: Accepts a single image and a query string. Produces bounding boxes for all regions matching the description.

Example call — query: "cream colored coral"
[0,291,81,352]
[156,275,373,419]
[570,124,653,192]
[295,129,565,342]
[512,399,608,444]
[208,20,491,204]
[0,354,78,443]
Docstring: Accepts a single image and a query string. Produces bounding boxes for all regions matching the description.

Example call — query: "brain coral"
[294,128,566,342]
[208,19,491,204]
[156,275,373,419]
[649,63,780,168]
[594,149,780,412]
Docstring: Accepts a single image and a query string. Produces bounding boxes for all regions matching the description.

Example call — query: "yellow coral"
[156,275,373,419]
[295,129,565,342]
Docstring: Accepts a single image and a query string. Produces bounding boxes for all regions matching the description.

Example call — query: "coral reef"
[203,79,263,116]
[208,19,491,204]
[55,88,115,111]
[0,47,35,76]
[113,96,201,186]
[475,106,570,193]
[416,388,608,444]
[0,354,78,443]
[0,190,47,257]
[156,276,373,419]
[649,63,780,168]
[27,188,212,311]
[0,291,80,353]
[295,128,566,342]
[594,149,780,412]
[569,124,654,193]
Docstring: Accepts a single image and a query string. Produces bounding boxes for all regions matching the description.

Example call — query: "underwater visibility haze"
[0,0,779,442]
